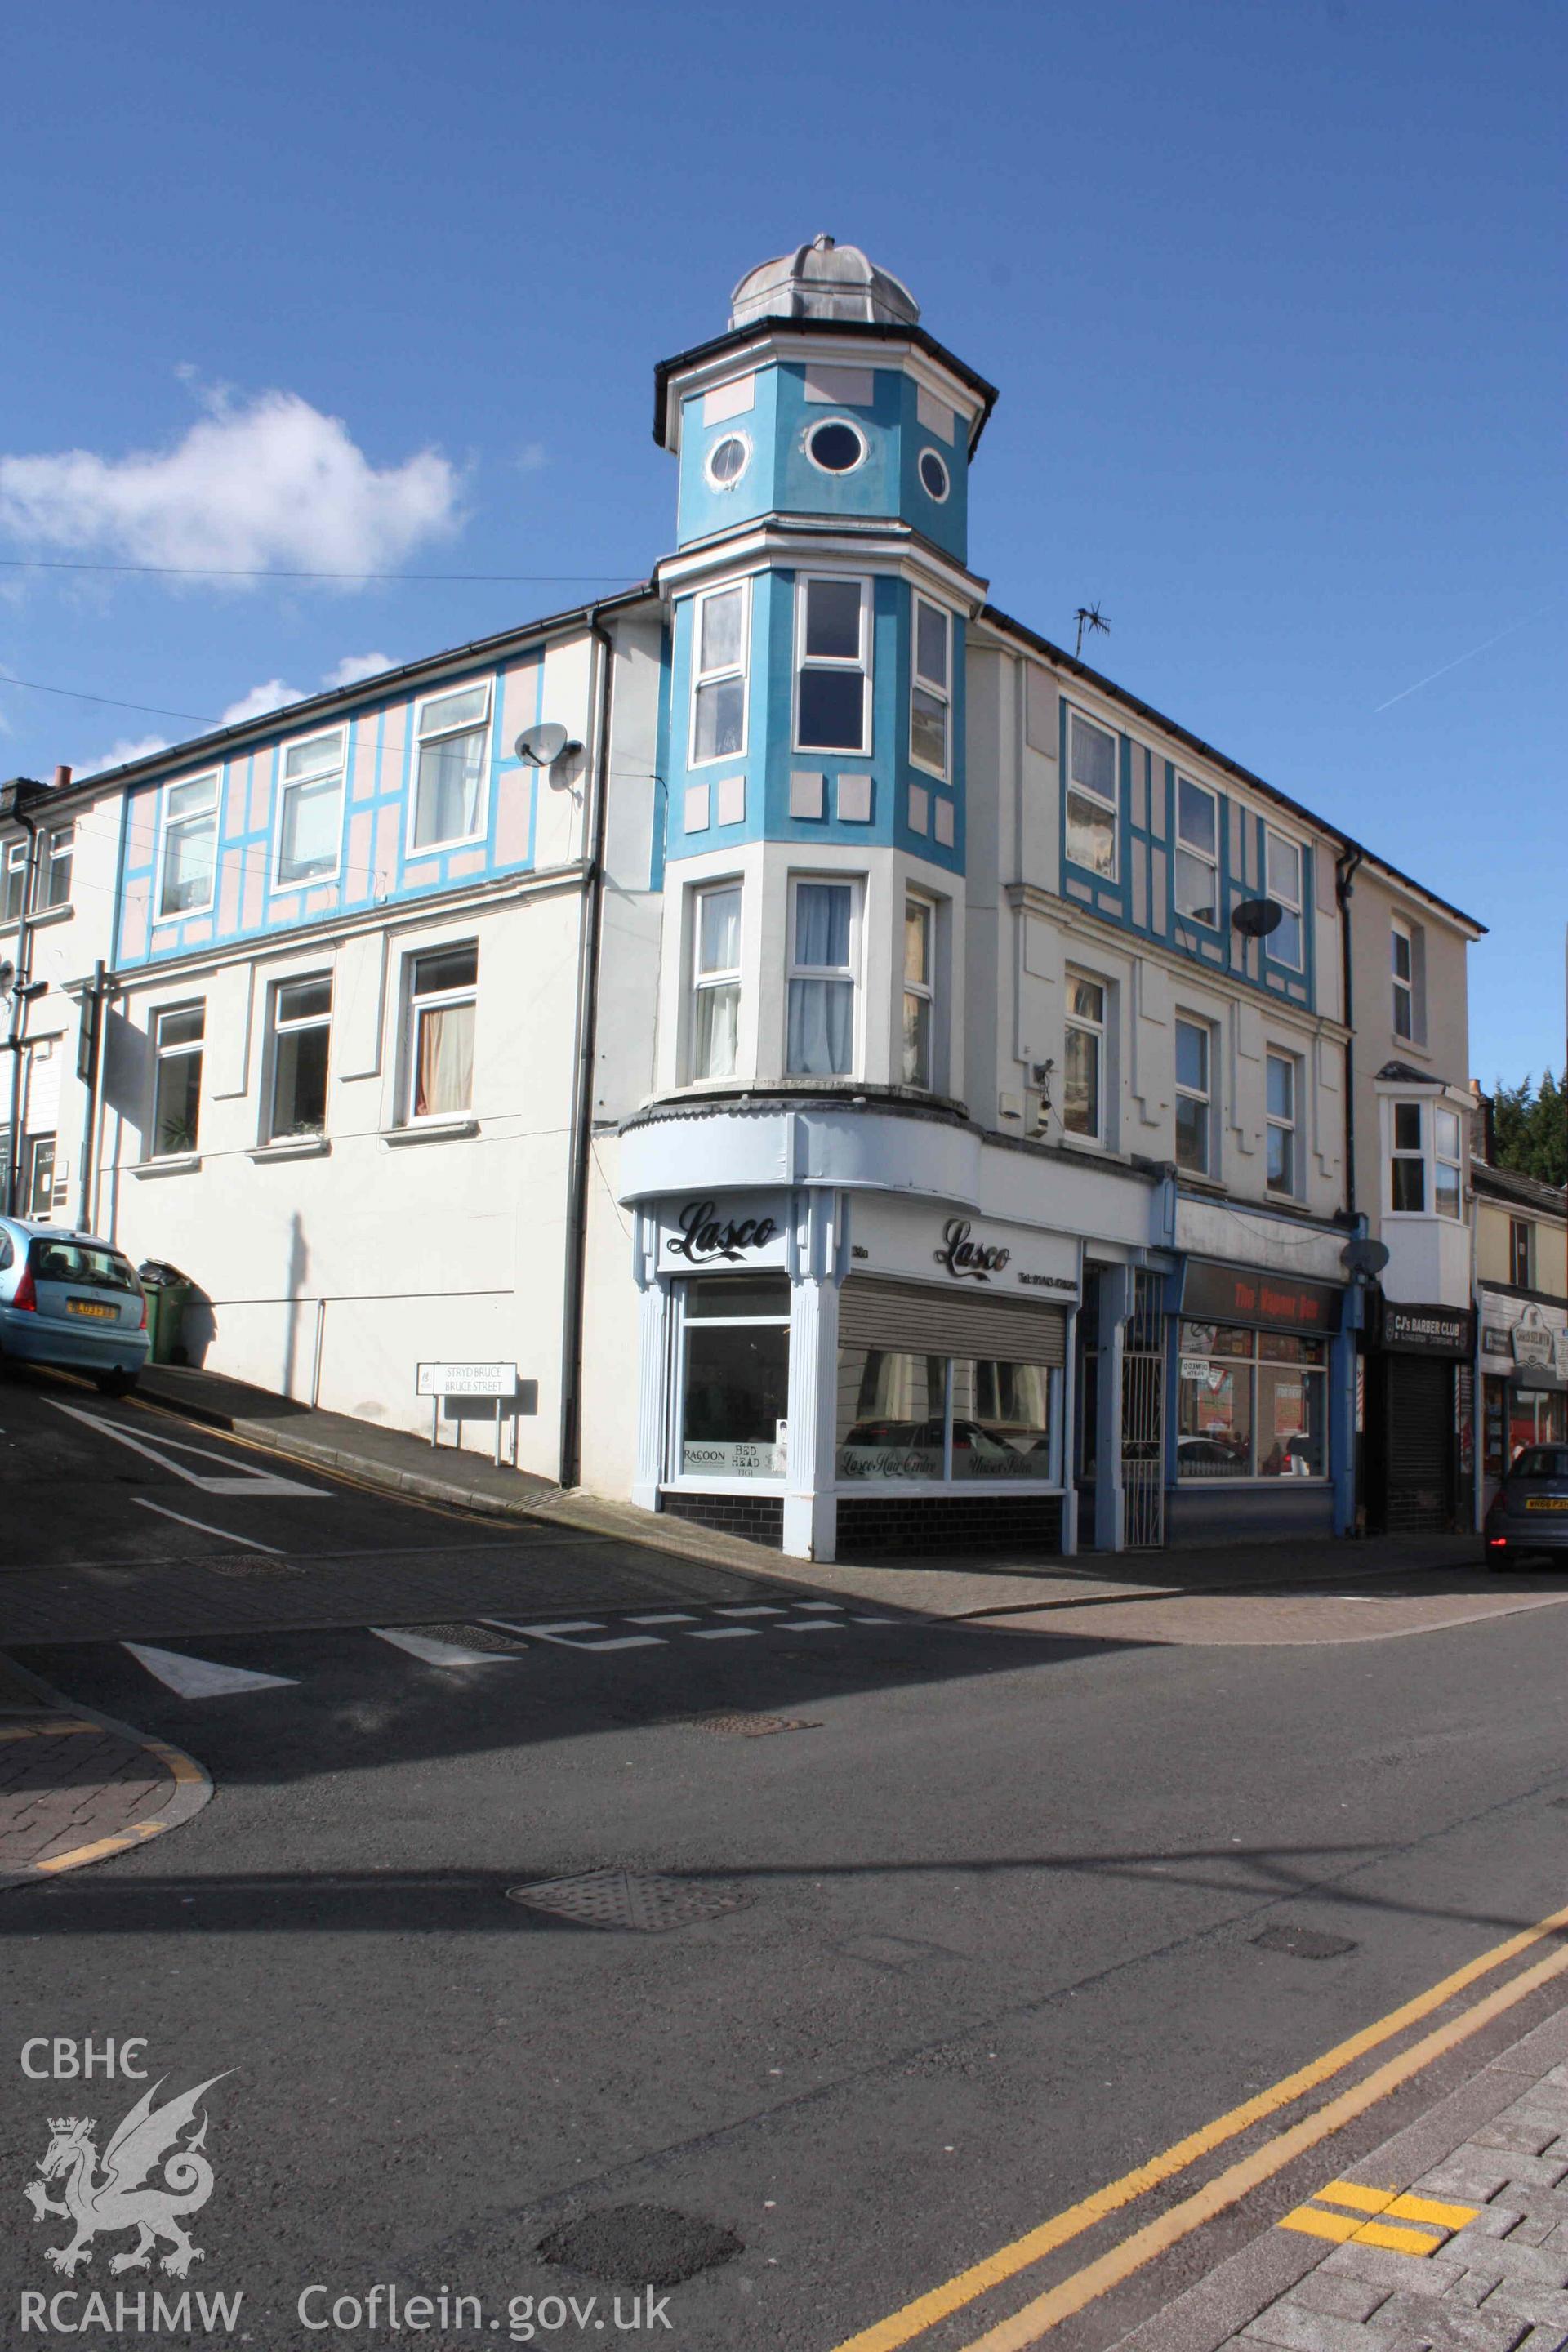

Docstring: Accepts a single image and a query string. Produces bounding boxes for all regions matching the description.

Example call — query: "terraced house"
[0,238,1486,1561]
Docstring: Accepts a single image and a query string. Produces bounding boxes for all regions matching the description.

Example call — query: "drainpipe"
[1334,846,1363,1217]
[75,960,109,1234]
[2,782,46,1218]
[558,608,616,1490]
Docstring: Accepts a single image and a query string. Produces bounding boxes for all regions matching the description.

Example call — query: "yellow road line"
[830,1894,1568,2352]
[1278,2207,1360,2244]
[0,1720,100,1740]
[1352,2219,1442,2256]
[36,1820,166,1873]
[953,1935,1568,2350]
[1314,2179,1393,2214]
[1388,2191,1476,2229]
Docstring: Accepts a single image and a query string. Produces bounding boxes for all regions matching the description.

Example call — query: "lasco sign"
[659,1195,791,1271]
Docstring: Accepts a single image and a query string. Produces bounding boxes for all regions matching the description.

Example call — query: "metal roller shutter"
[839,1277,1066,1368]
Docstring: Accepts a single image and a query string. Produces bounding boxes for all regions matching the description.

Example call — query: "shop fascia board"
[1174,1191,1352,1285]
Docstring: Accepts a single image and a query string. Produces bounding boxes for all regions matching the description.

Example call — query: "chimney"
[1469,1078,1495,1165]
[52,765,72,791]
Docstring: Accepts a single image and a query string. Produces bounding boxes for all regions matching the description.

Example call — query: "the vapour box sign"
[849,1196,1079,1295]
[657,1193,791,1272]
[16,2037,242,2336]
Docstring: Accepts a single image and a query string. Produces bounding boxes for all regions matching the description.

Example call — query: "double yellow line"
[832,1893,1568,2352]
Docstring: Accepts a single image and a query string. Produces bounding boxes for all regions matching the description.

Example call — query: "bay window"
[795,577,870,755]
[690,884,742,1080]
[1434,1105,1463,1218]
[787,878,858,1076]
[910,597,950,778]
[1066,710,1118,878]
[691,582,748,764]
[1178,1322,1327,1479]
[902,894,934,1088]
[1390,1099,1426,1211]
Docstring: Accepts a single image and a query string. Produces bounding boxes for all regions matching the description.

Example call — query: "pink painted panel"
[248,755,274,837]
[126,800,159,874]
[346,810,374,898]
[305,886,337,915]
[351,719,381,802]
[403,861,440,891]
[122,880,150,961]
[219,847,243,934]
[446,849,485,880]
[183,919,212,947]
[241,854,265,933]
[495,765,532,866]
[372,804,400,897]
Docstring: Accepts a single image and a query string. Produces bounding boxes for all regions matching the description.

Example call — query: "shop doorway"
[1122,1270,1165,1549]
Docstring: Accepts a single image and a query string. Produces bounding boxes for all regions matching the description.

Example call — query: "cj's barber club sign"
[660,1194,791,1271]
[934,1218,1012,1283]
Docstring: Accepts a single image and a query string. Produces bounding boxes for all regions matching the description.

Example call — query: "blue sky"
[2,0,1561,1086]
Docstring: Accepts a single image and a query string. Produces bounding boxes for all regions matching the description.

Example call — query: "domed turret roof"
[729,235,920,332]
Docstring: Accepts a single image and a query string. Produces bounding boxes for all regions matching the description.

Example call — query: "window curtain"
[416,1003,474,1117]
[693,983,739,1078]
[787,884,853,1075]
[415,728,485,848]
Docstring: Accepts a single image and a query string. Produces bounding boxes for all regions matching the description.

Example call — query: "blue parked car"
[0,1217,150,1394]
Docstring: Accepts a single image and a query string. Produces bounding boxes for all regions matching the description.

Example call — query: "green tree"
[1491,1070,1568,1188]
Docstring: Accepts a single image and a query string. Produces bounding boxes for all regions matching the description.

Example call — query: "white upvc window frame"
[688,578,751,769]
[1265,1048,1299,1196]
[1174,775,1220,925]
[688,879,743,1082]
[1388,1098,1427,1215]
[407,679,493,857]
[1064,706,1120,882]
[150,1001,206,1157]
[1174,1014,1214,1175]
[265,972,333,1142]
[1264,828,1304,969]
[2,836,26,925]
[154,772,220,923]
[402,940,479,1125]
[42,826,74,911]
[909,595,951,781]
[786,872,862,1080]
[793,574,872,758]
[1392,917,1415,1041]
[1433,1103,1464,1220]
[1062,969,1107,1144]
[902,891,937,1089]
[274,727,348,889]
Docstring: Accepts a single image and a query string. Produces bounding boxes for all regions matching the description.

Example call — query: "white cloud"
[323,651,393,689]
[0,390,461,584]
[516,443,548,474]
[220,678,299,725]
[79,733,171,775]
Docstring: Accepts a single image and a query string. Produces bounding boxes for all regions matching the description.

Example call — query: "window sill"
[381,1117,479,1147]
[1176,1169,1226,1193]
[247,1136,331,1163]
[131,1154,202,1179]
[29,902,74,930]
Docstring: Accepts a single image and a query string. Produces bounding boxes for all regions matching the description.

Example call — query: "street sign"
[416,1362,516,1397]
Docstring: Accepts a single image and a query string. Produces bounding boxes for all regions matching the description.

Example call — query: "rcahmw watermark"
[297,2284,675,2340]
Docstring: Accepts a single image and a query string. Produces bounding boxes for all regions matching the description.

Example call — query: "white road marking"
[715,1606,786,1618]
[778,1620,842,1633]
[132,1497,286,1553]
[122,1642,297,1698]
[687,1627,763,1640]
[371,1628,517,1668]
[628,1612,698,1625]
[794,1602,844,1612]
[48,1400,331,1498]
[503,1619,604,1636]
[484,1619,666,1652]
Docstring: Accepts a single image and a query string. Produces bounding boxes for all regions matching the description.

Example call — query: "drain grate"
[679,1712,821,1737]
[409,1620,531,1654]
[538,2203,743,2287]
[1254,1926,1357,1961]
[506,1868,751,1933]
[206,1554,306,1579]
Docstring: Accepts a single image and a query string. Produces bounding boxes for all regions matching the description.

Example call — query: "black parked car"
[1485,1445,1568,1566]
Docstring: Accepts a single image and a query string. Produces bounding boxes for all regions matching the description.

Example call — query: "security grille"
[1122,1270,1165,1549]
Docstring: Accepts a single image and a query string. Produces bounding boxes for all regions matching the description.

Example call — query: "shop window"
[267,975,332,1139]
[411,683,490,852]
[678,1274,791,1479]
[1392,919,1415,1040]
[1265,831,1303,969]
[1178,1321,1327,1480]
[151,1004,204,1156]
[405,943,477,1120]
[276,730,346,886]
[1266,1051,1298,1195]
[836,1350,1055,1483]
[691,582,749,765]
[1511,1218,1533,1288]
[1174,779,1218,924]
[689,884,742,1080]
[795,577,870,755]
[1434,1106,1463,1219]
[786,877,858,1076]
[910,597,950,779]
[1065,711,1118,879]
[1174,1017,1212,1174]
[157,774,219,920]
[902,894,935,1089]
[1390,1099,1426,1212]
[1063,973,1107,1141]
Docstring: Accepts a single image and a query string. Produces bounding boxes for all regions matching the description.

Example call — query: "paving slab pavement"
[0,1653,210,1886]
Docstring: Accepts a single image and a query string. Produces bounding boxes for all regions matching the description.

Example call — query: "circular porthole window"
[805,417,867,475]
[706,432,751,490]
[918,448,951,502]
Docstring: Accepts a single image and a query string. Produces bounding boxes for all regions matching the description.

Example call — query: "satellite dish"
[1231,897,1284,938]
[514,722,577,767]
[1341,1236,1391,1276]
[0,959,14,996]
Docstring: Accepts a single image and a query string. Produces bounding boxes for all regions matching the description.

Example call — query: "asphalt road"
[6,1365,1568,2352]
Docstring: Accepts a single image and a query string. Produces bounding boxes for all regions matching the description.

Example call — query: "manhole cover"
[410,1621,530,1654]
[506,1868,750,1933]
[206,1555,306,1579]
[1254,1926,1357,1961]
[538,2203,742,2286]
[679,1712,821,1737]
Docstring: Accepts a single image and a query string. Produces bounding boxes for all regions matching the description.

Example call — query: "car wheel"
[93,1370,136,1397]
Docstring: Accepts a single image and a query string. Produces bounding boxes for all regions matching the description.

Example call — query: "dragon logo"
[24,2074,228,2278]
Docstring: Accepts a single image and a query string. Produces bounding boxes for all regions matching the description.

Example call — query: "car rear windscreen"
[27,1240,141,1293]
[1512,1446,1568,1481]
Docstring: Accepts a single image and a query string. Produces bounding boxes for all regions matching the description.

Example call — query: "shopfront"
[628,1175,1080,1561]
[1480,1298,1568,1514]
[1364,1299,1476,1534]
[1168,1258,1348,1544]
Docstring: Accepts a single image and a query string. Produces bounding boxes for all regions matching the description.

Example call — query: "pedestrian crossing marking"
[123,1643,299,1699]
[372,1628,516,1668]
[1278,2177,1477,2257]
